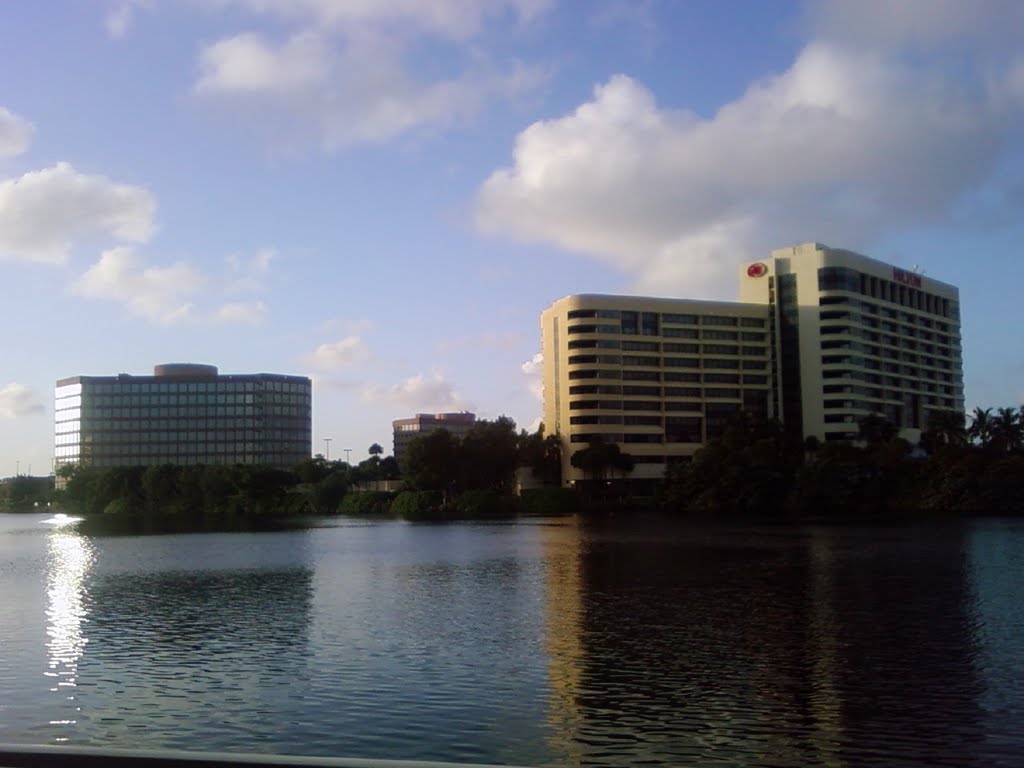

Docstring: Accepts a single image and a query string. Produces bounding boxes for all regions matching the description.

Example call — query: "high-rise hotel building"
[543,243,963,485]
[54,364,312,472]
[541,295,773,482]
[739,243,963,444]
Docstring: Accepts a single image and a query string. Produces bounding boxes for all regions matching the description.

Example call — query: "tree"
[968,407,994,448]
[368,443,384,457]
[459,416,520,493]
[920,409,968,455]
[518,424,563,486]
[403,428,459,498]
[858,414,898,448]
[570,436,633,483]
[990,407,1022,454]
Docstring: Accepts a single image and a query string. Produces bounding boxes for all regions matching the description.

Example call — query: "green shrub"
[450,490,519,519]
[338,491,394,516]
[519,487,580,516]
[390,490,443,520]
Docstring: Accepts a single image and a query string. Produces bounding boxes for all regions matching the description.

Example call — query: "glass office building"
[55,364,312,471]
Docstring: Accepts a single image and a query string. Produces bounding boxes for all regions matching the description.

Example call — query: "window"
[662,327,699,339]
[663,313,698,325]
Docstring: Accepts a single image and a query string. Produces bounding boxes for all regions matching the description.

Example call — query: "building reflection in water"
[542,518,986,767]
[44,522,95,738]
[47,531,315,751]
[540,518,586,765]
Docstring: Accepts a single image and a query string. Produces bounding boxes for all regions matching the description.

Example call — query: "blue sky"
[2,0,1024,477]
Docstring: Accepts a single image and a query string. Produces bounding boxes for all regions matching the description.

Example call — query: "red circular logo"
[747,262,768,278]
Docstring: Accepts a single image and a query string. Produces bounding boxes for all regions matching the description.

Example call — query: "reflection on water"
[44,530,94,739]
[2,515,1023,766]
[544,520,991,766]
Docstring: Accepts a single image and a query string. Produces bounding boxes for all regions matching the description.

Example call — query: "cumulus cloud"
[0,162,155,264]
[71,247,204,324]
[476,11,1024,297]
[194,2,548,148]
[71,246,274,325]
[521,351,542,401]
[0,383,45,419]
[308,336,370,369]
[0,107,33,159]
[362,373,471,411]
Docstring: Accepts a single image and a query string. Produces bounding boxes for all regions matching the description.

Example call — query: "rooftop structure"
[392,412,477,469]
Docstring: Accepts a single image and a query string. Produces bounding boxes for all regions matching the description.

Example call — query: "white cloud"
[806,0,1024,54]
[196,31,331,94]
[71,247,204,324]
[0,383,45,419]
[205,0,550,40]
[521,351,542,401]
[0,107,33,159]
[362,373,471,411]
[194,1,548,148]
[476,19,1024,297]
[225,246,275,294]
[308,336,370,369]
[196,29,544,148]
[0,162,155,264]
[105,0,153,38]
[71,247,273,325]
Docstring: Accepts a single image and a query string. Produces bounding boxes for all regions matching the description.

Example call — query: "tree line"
[663,406,1024,518]
[54,418,567,527]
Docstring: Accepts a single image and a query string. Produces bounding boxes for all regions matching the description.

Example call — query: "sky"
[2,0,1024,477]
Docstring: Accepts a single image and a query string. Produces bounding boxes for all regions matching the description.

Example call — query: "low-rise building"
[392,412,476,469]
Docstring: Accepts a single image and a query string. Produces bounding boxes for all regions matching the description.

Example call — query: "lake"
[1,512,1022,766]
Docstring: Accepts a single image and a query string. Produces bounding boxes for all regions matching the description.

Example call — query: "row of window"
[820,336,960,361]
[567,333,766,350]
[568,309,766,327]
[817,267,958,320]
[569,392,750,410]
[73,379,309,396]
[818,295,958,334]
[569,377,767,396]
[567,346,765,364]
[568,359,768,379]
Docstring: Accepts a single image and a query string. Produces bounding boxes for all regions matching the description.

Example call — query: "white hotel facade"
[542,243,964,486]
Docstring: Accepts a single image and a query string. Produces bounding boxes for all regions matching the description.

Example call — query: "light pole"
[344,448,352,465]
[323,437,332,462]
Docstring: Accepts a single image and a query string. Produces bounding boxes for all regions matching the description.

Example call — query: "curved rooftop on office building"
[153,363,219,378]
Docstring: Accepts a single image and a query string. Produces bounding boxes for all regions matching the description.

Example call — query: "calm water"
[1,512,1023,766]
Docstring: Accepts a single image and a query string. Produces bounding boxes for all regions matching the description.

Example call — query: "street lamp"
[323,437,332,461]
[343,448,352,465]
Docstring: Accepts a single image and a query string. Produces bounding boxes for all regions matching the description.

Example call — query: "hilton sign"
[893,268,922,288]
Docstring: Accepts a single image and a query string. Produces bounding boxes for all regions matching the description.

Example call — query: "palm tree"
[968,407,994,448]
[921,409,967,452]
[990,407,1022,453]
